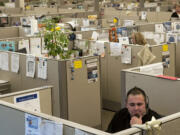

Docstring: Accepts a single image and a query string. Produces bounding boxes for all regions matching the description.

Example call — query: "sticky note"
[74,60,82,69]
[113,18,118,23]
[162,44,168,52]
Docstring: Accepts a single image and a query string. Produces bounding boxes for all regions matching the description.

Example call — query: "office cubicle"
[1,99,180,135]
[0,85,53,115]
[121,62,179,116]
[0,50,101,128]
[102,43,175,111]
[0,100,107,135]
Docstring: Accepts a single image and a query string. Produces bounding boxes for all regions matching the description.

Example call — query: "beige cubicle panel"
[0,51,101,128]
[0,86,53,115]
[176,41,180,77]
[66,57,101,128]
[151,44,176,76]
[0,27,20,39]
[102,43,176,111]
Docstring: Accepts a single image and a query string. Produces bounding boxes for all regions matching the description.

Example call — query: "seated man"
[171,3,180,19]
[107,87,162,133]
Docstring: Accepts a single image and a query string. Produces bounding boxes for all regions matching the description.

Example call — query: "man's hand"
[130,116,142,126]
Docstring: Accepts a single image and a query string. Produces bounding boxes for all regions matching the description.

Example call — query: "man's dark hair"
[126,87,148,106]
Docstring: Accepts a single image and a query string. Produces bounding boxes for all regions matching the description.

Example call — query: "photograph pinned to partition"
[86,60,98,83]
[163,22,172,32]
[26,55,36,78]
[117,27,128,37]
[0,41,15,51]
[172,22,180,32]
[25,113,42,135]
[162,44,170,68]
[166,33,177,43]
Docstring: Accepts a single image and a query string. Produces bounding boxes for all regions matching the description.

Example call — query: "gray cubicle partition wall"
[121,64,178,116]
[1,99,180,135]
[0,101,107,135]
[102,43,176,111]
[0,51,101,128]
[0,86,53,115]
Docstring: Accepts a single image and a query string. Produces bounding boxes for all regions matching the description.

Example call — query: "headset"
[126,87,149,113]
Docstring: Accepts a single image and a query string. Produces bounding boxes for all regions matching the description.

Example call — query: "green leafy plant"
[40,17,72,59]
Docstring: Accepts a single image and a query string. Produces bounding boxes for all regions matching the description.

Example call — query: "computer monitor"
[0,17,8,25]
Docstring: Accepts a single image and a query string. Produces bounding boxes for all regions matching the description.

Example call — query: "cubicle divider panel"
[0,102,101,135]
[138,23,155,32]
[0,104,25,135]
[102,43,143,111]
[0,51,22,91]
[0,86,52,115]
[151,44,176,76]
[19,55,61,117]
[0,51,61,117]
[122,71,180,115]
[0,27,20,39]
[159,118,180,135]
[66,56,101,128]
[176,41,180,77]
[156,12,171,22]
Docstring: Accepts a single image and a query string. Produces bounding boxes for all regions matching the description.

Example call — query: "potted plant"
[40,17,72,59]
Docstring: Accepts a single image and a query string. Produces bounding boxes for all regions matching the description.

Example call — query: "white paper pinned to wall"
[95,40,105,56]
[26,55,36,78]
[11,53,19,73]
[121,45,131,64]
[140,62,163,75]
[110,42,122,56]
[30,38,41,56]
[124,20,134,27]
[0,52,9,71]
[38,57,47,80]
[83,19,89,27]
[155,24,164,33]
[31,19,38,35]
[14,92,41,112]
[18,39,30,54]
[40,120,63,135]
[119,37,129,44]
[141,11,147,20]
[91,31,99,40]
